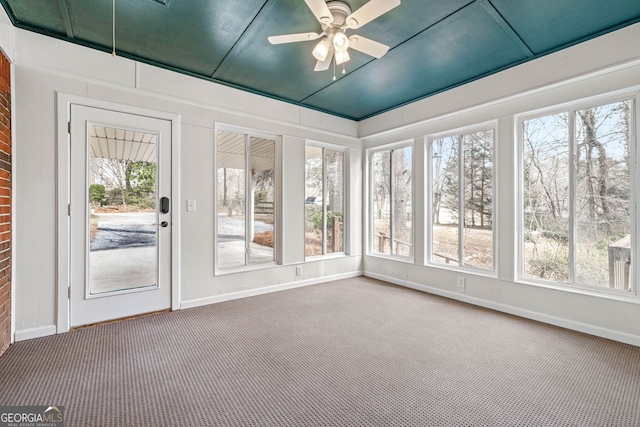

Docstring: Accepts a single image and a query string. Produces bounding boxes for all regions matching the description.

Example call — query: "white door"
[69,105,172,327]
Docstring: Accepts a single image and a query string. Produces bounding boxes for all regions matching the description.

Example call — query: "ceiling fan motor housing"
[325,1,352,28]
[322,1,352,53]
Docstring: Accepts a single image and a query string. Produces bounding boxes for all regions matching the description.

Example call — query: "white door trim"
[56,93,181,334]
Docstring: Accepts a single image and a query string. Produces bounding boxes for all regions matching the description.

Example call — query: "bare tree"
[432,139,455,224]
[464,131,493,228]
[92,157,129,209]
[522,101,631,285]
[392,148,411,252]
[577,108,609,221]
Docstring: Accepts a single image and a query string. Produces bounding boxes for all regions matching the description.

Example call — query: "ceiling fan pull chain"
[333,58,337,81]
[112,0,116,57]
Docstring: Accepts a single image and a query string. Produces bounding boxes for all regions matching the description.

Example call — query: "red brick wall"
[0,51,10,357]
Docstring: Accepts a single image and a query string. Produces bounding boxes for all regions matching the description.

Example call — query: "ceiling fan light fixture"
[312,38,330,61]
[332,31,349,52]
[335,50,350,65]
[268,0,399,75]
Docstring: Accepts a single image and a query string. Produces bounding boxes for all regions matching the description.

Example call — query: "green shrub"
[310,210,343,231]
[126,194,156,210]
[89,184,105,205]
[255,189,268,203]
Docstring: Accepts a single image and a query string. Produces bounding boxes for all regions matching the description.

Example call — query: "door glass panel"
[217,131,247,268]
[249,136,275,264]
[88,124,158,294]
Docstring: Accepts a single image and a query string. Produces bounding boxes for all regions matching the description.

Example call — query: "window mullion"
[245,134,251,266]
[568,111,576,284]
[427,139,433,263]
[322,148,327,255]
[633,97,639,295]
[371,151,375,254]
[458,135,465,267]
[389,150,395,255]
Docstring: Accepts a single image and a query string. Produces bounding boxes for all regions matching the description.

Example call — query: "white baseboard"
[17,272,637,348]
[11,273,363,341]
[365,271,640,348]
[180,271,363,310]
[14,325,57,342]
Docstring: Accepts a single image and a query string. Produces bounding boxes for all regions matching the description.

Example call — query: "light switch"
[187,200,196,212]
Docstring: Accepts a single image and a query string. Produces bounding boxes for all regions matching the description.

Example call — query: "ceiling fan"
[268,0,401,79]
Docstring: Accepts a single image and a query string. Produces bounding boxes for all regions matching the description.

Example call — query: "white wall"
[361,23,640,346]
[3,5,640,346]
[8,27,363,338]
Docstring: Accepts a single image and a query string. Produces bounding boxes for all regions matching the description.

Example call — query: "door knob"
[160,221,168,228]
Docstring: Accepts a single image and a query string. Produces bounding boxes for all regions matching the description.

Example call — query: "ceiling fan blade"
[314,47,334,71]
[304,0,334,25]
[348,35,389,58]
[345,0,401,29]
[268,32,321,45]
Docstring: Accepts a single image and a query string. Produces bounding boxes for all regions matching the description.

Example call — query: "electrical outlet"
[296,266,302,276]
[457,277,465,289]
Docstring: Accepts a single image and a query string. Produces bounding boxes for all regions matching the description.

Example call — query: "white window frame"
[426,122,498,274]
[516,91,639,297]
[368,140,414,260]
[214,123,282,274]
[305,141,348,259]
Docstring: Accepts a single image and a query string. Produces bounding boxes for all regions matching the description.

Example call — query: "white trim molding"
[55,93,181,334]
[365,271,640,347]
[181,271,363,310]
[14,325,57,342]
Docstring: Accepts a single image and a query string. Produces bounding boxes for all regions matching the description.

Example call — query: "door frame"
[56,93,181,334]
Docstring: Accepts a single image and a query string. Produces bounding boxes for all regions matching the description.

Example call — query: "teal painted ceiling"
[2,0,639,120]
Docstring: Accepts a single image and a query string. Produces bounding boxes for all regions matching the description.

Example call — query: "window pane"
[432,136,459,265]
[326,150,344,254]
[575,101,631,290]
[305,146,323,256]
[392,147,412,257]
[463,130,493,269]
[372,151,391,254]
[522,113,570,281]
[249,137,275,264]
[217,131,246,268]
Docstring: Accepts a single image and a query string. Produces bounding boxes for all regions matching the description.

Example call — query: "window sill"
[305,252,348,261]
[424,261,497,279]
[516,277,640,305]
[366,252,415,264]
[215,261,279,276]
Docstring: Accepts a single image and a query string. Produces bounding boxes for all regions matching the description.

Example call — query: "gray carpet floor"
[0,277,639,426]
